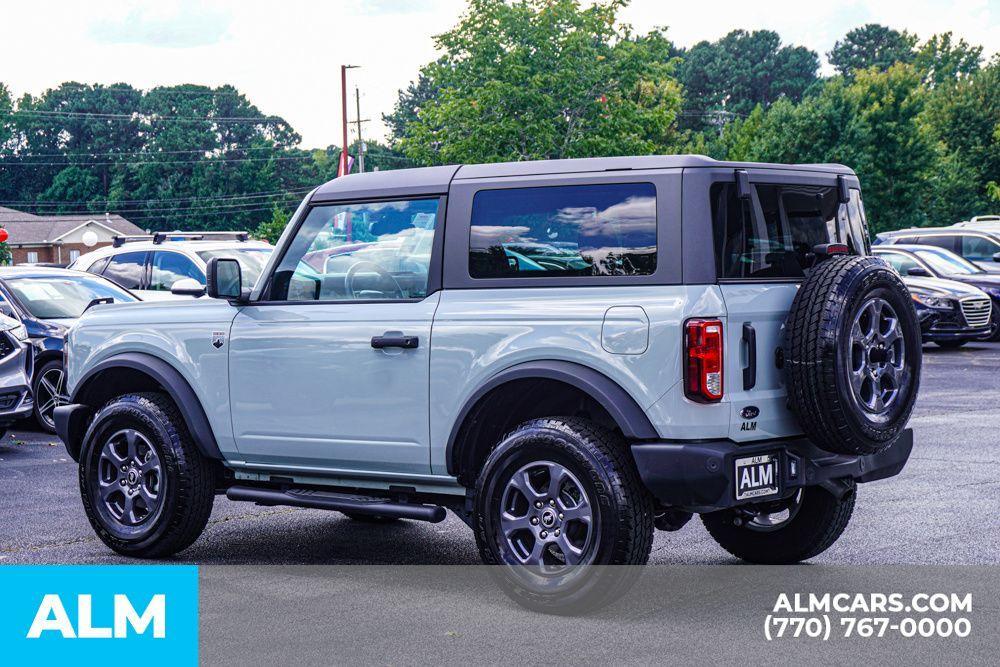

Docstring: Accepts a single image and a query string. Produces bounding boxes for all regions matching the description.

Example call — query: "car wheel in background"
[79,392,215,557]
[702,483,856,564]
[33,359,69,434]
[473,417,654,614]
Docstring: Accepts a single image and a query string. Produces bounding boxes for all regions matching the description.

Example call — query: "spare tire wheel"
[783,255,920,456]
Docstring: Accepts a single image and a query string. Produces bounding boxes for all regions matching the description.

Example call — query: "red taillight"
[685,319,724,402]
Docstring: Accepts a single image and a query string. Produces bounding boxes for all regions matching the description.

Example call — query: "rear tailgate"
[720,283,801,441]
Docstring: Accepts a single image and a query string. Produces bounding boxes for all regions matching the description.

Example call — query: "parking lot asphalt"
[2,341,999,566]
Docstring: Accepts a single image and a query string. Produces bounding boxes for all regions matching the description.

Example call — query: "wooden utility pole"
[355,87,365,174]
[339,64,358,177]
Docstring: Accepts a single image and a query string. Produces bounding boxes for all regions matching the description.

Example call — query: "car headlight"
[912,294,954,310]
[8,323,27,341]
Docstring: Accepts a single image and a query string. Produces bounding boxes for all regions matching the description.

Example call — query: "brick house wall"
[11,241,113,265]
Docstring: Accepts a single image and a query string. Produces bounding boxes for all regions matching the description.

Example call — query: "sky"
[4,0,999,148]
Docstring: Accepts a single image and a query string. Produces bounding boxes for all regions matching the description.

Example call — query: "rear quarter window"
[469,183,657,279]
[712,182,867,280]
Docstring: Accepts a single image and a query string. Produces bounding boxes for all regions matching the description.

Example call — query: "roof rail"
[151,231,250,244]
[112,235,154,247]
[955,215,1000,227]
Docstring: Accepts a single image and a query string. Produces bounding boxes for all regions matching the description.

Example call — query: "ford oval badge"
[740,405,760,420]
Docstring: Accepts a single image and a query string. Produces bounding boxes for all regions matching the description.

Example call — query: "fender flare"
[446,359,658,476]
[68,352,222,460]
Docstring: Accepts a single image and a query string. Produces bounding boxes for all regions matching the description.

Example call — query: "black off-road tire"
[79,392,215,558]
[784,255,921,456]
[935,340,967,349]
[473,417,654,615]
[702,484,856,564]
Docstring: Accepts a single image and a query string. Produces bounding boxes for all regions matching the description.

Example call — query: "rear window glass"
[712,183,868,279]
[469,183,657,279]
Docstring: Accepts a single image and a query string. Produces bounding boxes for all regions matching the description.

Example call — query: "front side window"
[917,235,957,252]
[712,182,867,279]
[150,251,204,291]
[961,235,1000,261]
[469,183,657,279]
[102,251,147,290]
[878,251,922,275]
[197,248,272,288]
[268,198,439,302]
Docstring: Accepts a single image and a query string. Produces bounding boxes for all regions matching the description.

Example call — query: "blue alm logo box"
[0,565,198,665]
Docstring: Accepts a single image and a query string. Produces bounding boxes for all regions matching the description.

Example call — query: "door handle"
[371,332,419,349]
[742,322,757,390]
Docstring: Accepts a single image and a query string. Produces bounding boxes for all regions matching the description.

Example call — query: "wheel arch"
[446,360,658,485]
[63,352,221,461]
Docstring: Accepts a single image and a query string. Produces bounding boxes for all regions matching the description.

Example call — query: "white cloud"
[3,0,998,149]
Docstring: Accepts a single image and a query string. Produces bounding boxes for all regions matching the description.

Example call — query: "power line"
[0,196,307,216]
[2,109,287,124]
[1,146,318,158]
[0,187,314,207]
[0,155,319,167]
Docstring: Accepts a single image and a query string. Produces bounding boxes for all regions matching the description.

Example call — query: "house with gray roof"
[0,207,145,265]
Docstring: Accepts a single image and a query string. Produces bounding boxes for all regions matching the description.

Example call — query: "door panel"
[229,295,439,474]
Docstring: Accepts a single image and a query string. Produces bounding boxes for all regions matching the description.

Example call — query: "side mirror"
[992,252,1000,263]
[206,258,244,301]
[907,266,931,277]
[170,278,206,297]
[0,302,16,319]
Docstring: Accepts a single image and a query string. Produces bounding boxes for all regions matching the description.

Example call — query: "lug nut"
[530,517,539,525]
[120,479,126,486]
[540,531,548,538]
[554,529,561,537]
[121,465,127,472]
[558,513,564,520]
[535,501,543,509]
[549,499,556,507]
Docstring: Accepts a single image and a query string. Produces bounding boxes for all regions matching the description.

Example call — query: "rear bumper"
[631,428,913,513]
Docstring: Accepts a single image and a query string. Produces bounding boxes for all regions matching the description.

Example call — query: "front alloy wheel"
[96,429,164,526]
[33,361,69,433]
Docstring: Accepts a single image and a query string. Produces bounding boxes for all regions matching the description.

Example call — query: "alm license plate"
[734,453,780,501]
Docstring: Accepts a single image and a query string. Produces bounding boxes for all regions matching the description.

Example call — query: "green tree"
[254,204,291,244]
[40,166,102,211]
[677,30,819,131]
[717,66,937,234]
[913,32,982,86]
[384,65,442,141]
[828,24,918,78]
[396,0,682,165]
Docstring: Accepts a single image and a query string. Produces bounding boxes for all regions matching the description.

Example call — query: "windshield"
[197,248,272,286]
[912,248,984,275]
[7,275,137,319]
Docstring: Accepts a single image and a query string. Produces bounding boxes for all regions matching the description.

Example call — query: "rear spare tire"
[784,255,920,456]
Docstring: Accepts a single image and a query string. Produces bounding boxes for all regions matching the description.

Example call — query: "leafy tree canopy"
[397,0,683,165]
[828,24,918,78]
[676,29,819,130]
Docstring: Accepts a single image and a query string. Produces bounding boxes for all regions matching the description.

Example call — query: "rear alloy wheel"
[474,418,653,614]
[33,360,69,433]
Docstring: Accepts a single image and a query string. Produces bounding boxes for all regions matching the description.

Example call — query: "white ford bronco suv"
[56,156,920,612]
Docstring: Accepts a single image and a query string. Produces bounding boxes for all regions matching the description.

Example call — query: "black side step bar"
[226,486,447,523]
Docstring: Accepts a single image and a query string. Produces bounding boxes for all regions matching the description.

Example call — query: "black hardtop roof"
[310,155,856,201]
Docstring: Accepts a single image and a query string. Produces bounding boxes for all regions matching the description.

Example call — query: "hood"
[942,271,1000,290]
[75,296,240,328]
[904,276,990,298]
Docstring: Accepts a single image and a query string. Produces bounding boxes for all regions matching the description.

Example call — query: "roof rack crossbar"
[151,231,250,244]
[112,235,154,247]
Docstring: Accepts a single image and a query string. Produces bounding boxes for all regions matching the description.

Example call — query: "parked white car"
[68,232,273,300]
